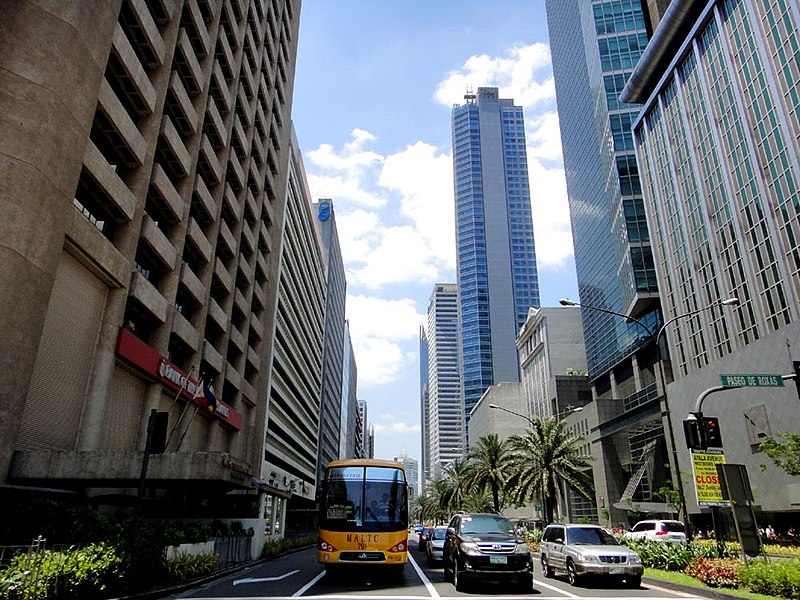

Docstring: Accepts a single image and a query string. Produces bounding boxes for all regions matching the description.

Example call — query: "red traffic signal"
[703,416,723,447]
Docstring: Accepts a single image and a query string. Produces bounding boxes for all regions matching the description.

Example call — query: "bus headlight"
[318,540,338,552]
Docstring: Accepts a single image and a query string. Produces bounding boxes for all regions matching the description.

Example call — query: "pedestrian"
[766,524,776,540]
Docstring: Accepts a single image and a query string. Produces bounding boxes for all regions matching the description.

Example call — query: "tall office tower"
[545,0,677,519]
[266,127,326,535]
[341,321,360,459]
[313,199,346,484]
[426,284,464,480]
[3,0,300,525]
[546,0,664,376]
[358,399,369,457]
[623,0,800,518]
[419,326,430,489]
[451,87,540,422]
[394,450,419,499]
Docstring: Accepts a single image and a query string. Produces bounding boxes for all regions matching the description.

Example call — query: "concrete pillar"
[0,1,122,480]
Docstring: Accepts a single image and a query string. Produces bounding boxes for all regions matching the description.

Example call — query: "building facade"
[4,0,302,545]
[516,307,590,420]
[419,326,431,489]
[451,87,541,424]
[426,283,465,480]
[624,0,800,521]
[394,450,419,500]
[342,322,361,459]
[314,199,346,485]
[264,127,326,536]
[546,0,680,524]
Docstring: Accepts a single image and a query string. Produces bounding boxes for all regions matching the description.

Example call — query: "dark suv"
[442,512,533,592]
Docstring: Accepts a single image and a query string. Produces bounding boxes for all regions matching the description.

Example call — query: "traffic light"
[683,414,707,449]
[703,416,723,448]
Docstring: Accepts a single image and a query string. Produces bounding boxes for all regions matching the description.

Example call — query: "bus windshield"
[320,465,408,532]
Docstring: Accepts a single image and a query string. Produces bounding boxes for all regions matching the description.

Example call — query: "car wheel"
[567,559,579,587]
[627,575,641,588]
[541,555,554,578]
[453,560,469,592]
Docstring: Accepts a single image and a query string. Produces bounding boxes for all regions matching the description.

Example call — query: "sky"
[291,1,579,468]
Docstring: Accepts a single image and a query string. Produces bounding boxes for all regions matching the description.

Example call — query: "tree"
[464,434,510,512]
[438,458,473,514]
[759,432,800,476]
[505,417,594,524]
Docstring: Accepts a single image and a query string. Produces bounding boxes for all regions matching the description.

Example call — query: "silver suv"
[540,524,643,587]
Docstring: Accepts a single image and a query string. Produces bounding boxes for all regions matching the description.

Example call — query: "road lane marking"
[292,569,325,596]
[533,577,580,597]
[234,569,300,585]
[407,552,439,598]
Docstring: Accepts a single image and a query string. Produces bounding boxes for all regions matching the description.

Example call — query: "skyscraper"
[314,199,347,485]
[419,326,431,488]
[451,87,540,422]
[546,0,676,518]
[426,283,464,480]
[545,0,662,376]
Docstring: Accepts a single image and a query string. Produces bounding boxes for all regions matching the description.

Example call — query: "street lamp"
[558,296,738,533]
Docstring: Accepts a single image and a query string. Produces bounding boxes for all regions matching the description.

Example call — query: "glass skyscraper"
[546,0,662,375]
[451,87,540,422]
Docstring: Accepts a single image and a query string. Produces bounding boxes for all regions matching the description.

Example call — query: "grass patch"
[645,568,778,600]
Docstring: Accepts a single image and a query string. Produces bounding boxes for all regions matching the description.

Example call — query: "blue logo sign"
[318,201,331,221]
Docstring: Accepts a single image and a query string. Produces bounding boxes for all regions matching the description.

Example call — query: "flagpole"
[168,364,195,414]
[175,405,200,451]
[166,370,200,449]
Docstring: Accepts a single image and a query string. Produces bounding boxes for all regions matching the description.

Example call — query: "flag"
[202,380,217,413]
[193,378,217,413]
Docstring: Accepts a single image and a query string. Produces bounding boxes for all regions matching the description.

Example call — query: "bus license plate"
[490,556,507,564]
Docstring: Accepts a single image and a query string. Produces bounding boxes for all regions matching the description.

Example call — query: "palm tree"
[438,457,473,515]
[505,417,593,524]
[464,434,510,512]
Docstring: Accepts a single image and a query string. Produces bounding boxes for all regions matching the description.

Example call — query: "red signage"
[115,327,242,430]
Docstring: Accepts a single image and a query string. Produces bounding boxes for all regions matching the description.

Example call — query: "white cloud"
[373,422,422,434]
[434,43,555,109]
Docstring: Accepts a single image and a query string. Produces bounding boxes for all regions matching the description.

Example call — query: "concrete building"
[517,307,591,420]
[426,283,464,480]
[546,0,678,524]
[3,0,301,546]
[394,450,419,500]
[265,127,325,536]
[451,87,540,424]
[622,0,800,524]
[314,199,346,485]
[342,322,360,459]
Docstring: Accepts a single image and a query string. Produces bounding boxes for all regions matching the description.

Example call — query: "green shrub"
[0,542,124,599]
[739,558,800,599]
[166,552,218,582]
[262,535,315,559]
[621,538,738,572]
[684,557,742,589]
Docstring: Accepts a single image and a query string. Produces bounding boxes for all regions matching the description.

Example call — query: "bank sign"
[690,449,729,507]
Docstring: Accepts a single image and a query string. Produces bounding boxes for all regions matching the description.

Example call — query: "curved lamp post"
[558,296,738,533]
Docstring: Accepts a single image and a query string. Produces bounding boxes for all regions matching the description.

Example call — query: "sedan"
[425,526,449,565]
[418,526,433,552]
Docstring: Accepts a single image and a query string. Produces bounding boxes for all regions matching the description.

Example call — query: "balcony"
[229,324,245,353]
[81,141,136,222]
[159,116,192,178]
[174,29,204,96]
[211,61,232,113]
[236,86,253,128]
[231,117,247,157]
[141,214,177,271]
[258,221,272,255]
[241,380,257,405]
[240,219,255,255]
[204,96,227,149]
[234,288,248,315]
[202,340,224,374]
[129,271,168,323]
[179,261,206,307]
[150,163,185,222]
[250,313,263,341]
[172,309,201,350]
[198,135,222,185]
[261,192,274,226]
[166,72,198,136]
[236,259,253,291]
[213,257,233,295]
[183,0,211,57]
[186,217,212,264]
[110,23,157,116]
[225,362,242,391]
[120,0,166,70]
[207,297,229,333]
[227,152,245,192]
[96,78,147,166]
[193,175,216,223]
[218,220,237,259]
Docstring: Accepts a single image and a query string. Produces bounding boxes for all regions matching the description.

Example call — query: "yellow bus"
[317,458,409,574]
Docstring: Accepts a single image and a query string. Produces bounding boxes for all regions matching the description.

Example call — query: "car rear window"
[661,522,685,533]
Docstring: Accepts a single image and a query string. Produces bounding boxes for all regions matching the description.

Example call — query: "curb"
[111,544,315,600]
[643,576,747,600]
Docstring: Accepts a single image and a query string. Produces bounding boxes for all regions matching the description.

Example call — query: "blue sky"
[291,1,579,468]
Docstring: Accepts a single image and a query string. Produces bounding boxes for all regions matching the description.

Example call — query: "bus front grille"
[339,551,385,562]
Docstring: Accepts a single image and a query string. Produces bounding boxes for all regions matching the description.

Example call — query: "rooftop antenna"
[464,85,476,102]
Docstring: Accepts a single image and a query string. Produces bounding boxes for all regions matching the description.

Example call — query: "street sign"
[690,449,729,507]
[720,374,784,387]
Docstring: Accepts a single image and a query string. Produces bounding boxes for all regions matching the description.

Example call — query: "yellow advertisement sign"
[691,449,729,507]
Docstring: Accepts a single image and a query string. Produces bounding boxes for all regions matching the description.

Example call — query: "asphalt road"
[169,538,703,600]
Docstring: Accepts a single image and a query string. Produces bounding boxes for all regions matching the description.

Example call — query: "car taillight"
[318,538,338,551]
[388,539,407,553]
[655,531,667,535]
